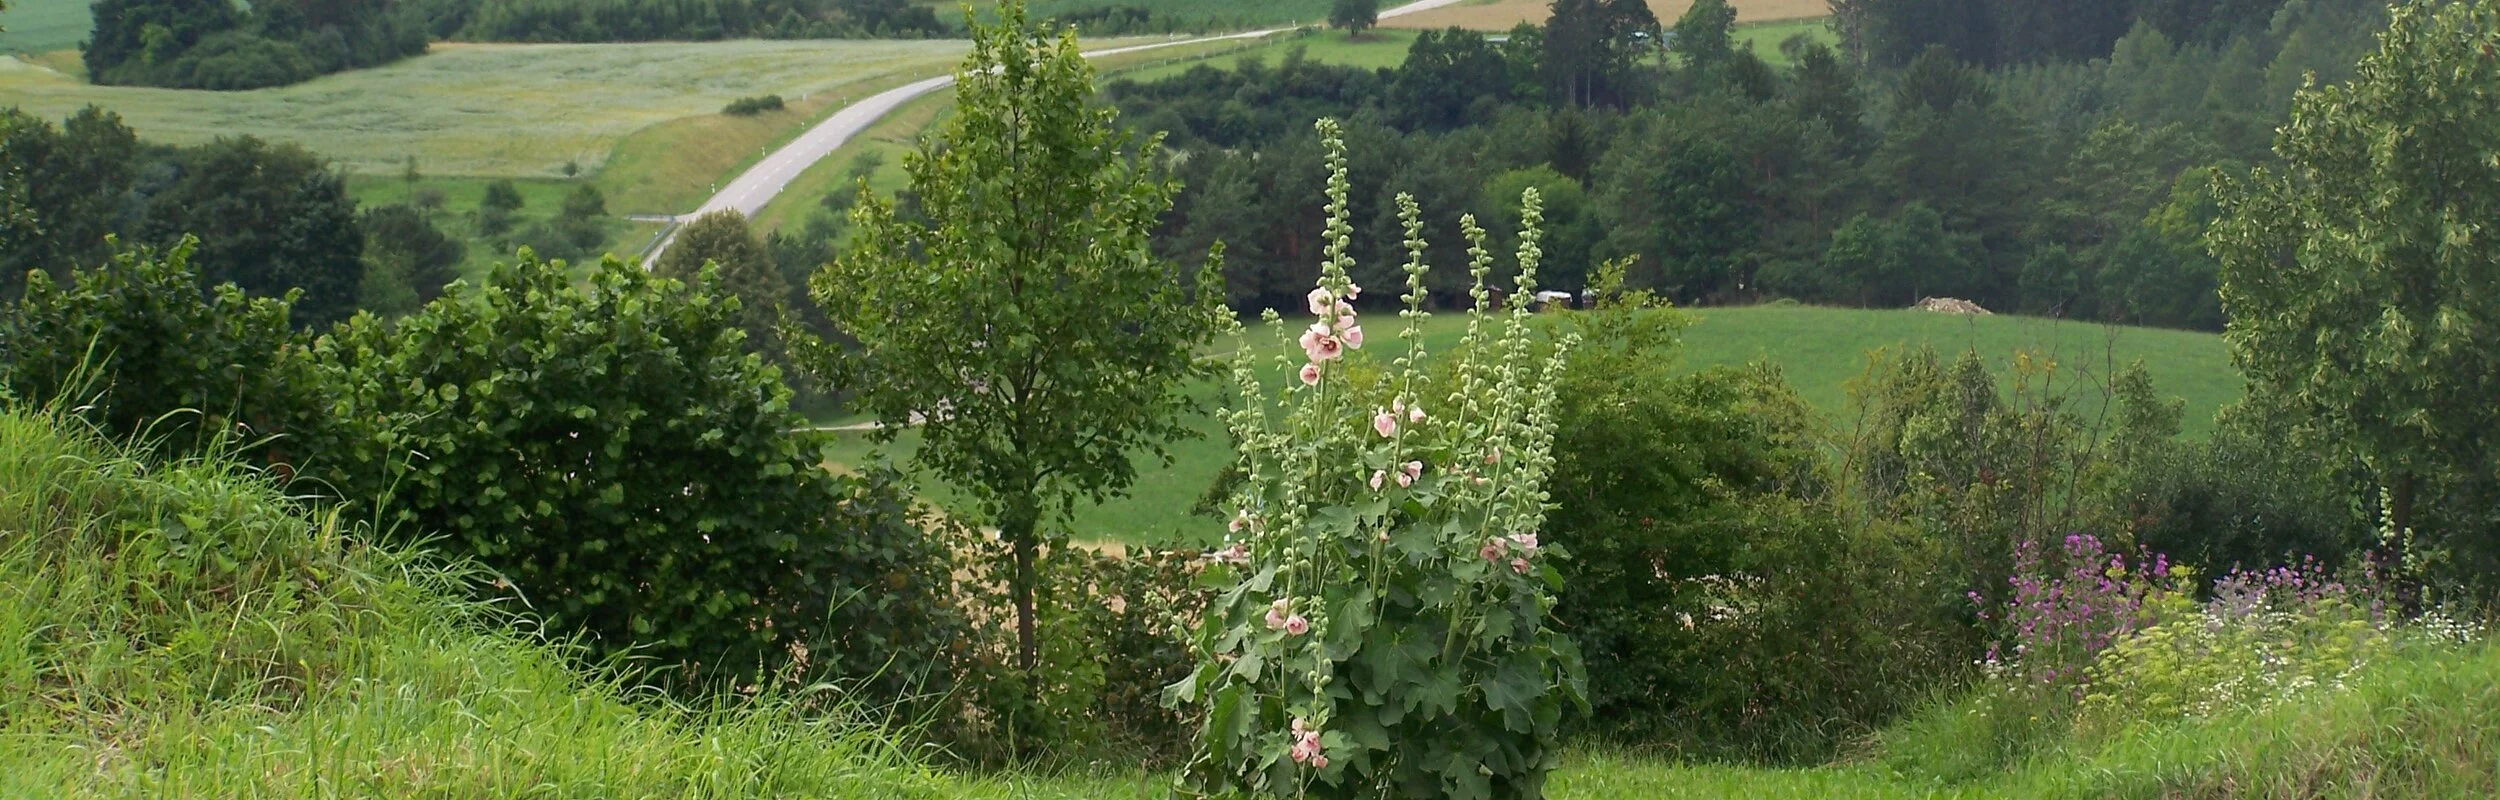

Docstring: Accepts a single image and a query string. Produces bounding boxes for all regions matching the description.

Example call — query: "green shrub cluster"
[724,95,788,116]
[1,245,965,699]
[85,0,430,90]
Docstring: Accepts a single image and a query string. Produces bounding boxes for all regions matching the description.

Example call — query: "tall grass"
[0,409,939,797]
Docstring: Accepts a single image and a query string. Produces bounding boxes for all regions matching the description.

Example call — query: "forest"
[1100,0,2384,330]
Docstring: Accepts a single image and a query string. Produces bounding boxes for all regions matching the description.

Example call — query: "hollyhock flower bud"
[1408,404,1424,423]
[1265,599,1290,630]
[1229,511,1249,533]
[1299,363,1322,386]
[1284,615,1309,636]
[1344,283,1360,300]
[1370,470,1386,491]
[1402,461,1423,480]
[1373,411,1398,438]
[1307,288,1335,316]
[1511,558,1531,575]
[1480,539,1505,563]
[1394,470,1414,488]
[1484,448,1500,464]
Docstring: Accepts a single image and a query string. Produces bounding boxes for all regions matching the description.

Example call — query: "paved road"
[644,0,1471,265]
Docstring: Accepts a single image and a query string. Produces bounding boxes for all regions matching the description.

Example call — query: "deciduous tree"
[801,0,1222,670]
[2208,0,2500,575]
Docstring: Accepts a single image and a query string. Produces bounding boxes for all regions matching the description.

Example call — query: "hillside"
[827,304,2240,546]
[0,39,967,179]
[10,395,2490,800]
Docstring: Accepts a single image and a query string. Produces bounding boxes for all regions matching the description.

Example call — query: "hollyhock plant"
[1172,119,1586,800]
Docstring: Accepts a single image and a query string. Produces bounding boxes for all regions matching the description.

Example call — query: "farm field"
[1387,0,1832,30]
[826,305,2240,546]
[0,0,87,56]
[0,39,971,179]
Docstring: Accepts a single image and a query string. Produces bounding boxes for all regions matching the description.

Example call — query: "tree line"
[1077,0,2385,330]
[84,0,429,90]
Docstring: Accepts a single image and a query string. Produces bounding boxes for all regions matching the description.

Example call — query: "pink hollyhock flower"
[1291,718,1311,736]
[1332,301,1357,328]
[1373,410,1398,438]
[1396,461,1421,488]
[1299,363,1322,386]
[1265,599,1290,630]
[1342,325,1364,349]
[1289,726,1324,763]
[1344,283,1361,300]
[1506,532,1538,554]
[1408,403,1425,423]
[1480,539,1505,563]
[1211,542,1250,566]
[1284,615,1309,636]
[1307,288,1335,316]
[1228,511,1249,533]
[1484,448,1501,464]
[1312,755,1330,769]
[1369,470,1386,491]
[1511,558,1531,575]
[1301,324,1344,362]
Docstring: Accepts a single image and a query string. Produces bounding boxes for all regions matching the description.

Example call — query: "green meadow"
[827,305,2239,546]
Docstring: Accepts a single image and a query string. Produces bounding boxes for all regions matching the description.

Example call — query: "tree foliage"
[657,210,786,364]
[132,137,367,326]
[801,0,1222,670]
[2208,0,2500,580]
[1329,0,1378,36]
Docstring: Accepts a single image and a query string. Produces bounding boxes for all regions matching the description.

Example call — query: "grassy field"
[0,0,86,56]
[826,305,2240,547]
[1387,0,1831,30]
[0,39,969,179]
[1028,0,1336,30]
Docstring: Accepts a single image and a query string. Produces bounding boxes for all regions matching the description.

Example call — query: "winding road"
[644,0,1471,265]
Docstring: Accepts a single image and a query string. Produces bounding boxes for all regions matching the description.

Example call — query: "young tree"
[481,179,526,213]
[134,136,366,326]
[1329,0,1378,36]
[2208,0,2500,573]
[656,210,786,362]
[801,0,1222,670]
[1672,0,1738,71]
[561,183,607,219]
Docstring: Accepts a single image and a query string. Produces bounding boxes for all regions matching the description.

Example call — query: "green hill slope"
[0,410,945,797]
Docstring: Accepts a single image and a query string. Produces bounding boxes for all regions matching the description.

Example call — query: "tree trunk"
[1002,493,1041,672]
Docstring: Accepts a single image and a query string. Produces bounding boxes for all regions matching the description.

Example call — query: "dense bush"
[1544,268,1967,763]
[0,239,337,462]
[314,253,965,690]
[723,95,787,116]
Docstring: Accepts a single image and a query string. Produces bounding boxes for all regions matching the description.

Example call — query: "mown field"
[1388,0,1831,30]
[826,305,2240,546]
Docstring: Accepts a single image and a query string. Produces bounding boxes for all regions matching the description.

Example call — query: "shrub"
[0,238,338,463]
[724,95,787,116]
[1544,262,1967,762]
[313,252,964,692]
[1171,121,1585,800]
